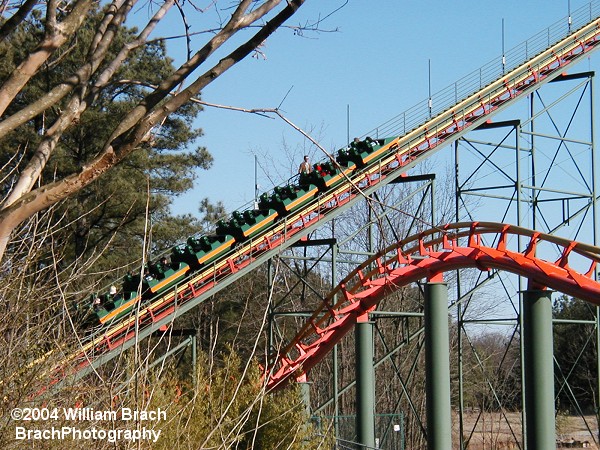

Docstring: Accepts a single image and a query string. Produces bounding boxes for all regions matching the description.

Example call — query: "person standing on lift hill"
[298,155,313,175]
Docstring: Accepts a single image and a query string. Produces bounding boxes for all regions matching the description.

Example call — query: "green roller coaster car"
[90,260,190,325]
[216,208,279,241]
[259,183,319,215]
[337,137,389,168]
[85,135,401,328]
[301,160,357,190]
[172,234,236,270]
[93,290,140,325]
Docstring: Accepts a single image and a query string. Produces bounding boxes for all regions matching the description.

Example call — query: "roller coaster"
[17,2,600,405]
[267,222,600,389]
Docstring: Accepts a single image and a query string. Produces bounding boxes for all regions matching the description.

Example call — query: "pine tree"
[0,8,210,273]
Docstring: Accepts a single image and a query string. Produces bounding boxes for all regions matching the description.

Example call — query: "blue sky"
[153,1,600,216]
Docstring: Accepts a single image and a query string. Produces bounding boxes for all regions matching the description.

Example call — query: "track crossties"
[267,222,600,390]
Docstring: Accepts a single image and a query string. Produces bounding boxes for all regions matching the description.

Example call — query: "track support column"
[523,289,555,450]
[355,311,376,449]
[425,281,452,450]
[297,373,311,417]
[192,334,197,390]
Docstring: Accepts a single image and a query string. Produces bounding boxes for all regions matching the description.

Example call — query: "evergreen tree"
[0,1,307,263]
[0,7,211,273]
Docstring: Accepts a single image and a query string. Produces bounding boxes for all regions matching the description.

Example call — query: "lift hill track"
[26,2,600,391]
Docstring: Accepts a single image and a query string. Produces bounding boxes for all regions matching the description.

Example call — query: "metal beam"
[523,289,556,450]
[355,313,376,449]
[425,282,452,450]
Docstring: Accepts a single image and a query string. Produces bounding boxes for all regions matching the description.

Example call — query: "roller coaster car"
[359,137,395,166]
[344,137,387,167]
[261,183,319,216]
[171,244,195,268]
[176,233,236,269]
[146,260,190,294]
[301,160,357,191]
[95,291,140,325]
[336,148,353,167]
[215,209,278,241]
[244,209,279,239]
[119,259,185,297]
[122,271,152,299]
[92,257,191,325]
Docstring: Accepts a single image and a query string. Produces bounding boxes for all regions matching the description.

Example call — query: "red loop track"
[266,222,600,390]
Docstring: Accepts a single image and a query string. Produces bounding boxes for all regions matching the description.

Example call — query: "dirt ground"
[455,411,598,449]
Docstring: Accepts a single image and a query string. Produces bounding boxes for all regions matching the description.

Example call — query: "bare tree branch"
[0,0,307,261]
[0,0,94,115]
[0,0,37,41]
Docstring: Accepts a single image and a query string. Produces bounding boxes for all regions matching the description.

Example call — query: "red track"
[61,14,600,378]
[18,13,600,392]
[266,222,600,390]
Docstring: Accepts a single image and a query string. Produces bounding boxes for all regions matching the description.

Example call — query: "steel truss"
[267,175,435,449]
[454,71,599,448]
[267,71,599,449]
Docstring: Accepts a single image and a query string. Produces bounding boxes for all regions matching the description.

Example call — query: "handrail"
[362,0,600,140]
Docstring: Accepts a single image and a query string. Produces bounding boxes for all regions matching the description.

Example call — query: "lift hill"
[27,2,600,391]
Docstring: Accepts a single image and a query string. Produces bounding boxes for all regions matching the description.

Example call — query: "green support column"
[332,240,340,440]
[298,378,312,417]
[425,282,452,450]
[192,334,197,390]
[523,289,555,450]
[355,312,376,449]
